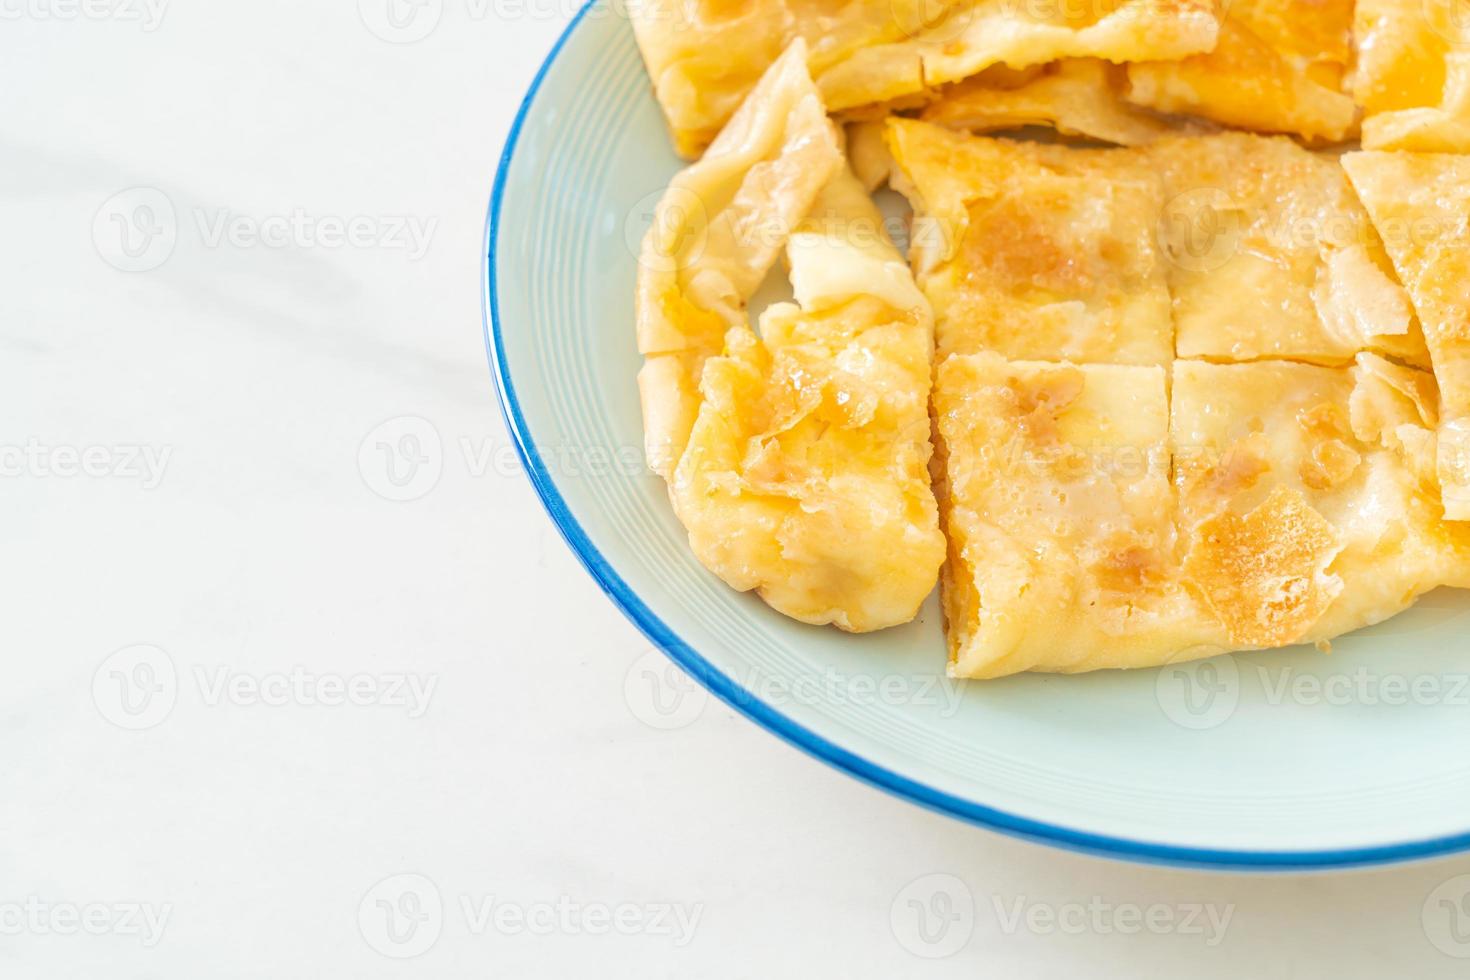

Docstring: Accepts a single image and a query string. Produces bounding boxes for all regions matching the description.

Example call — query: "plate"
[485,0,1470,868]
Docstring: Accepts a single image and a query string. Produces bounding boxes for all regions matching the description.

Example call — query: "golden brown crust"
[1181,486,1344,647]
[902,125,1470,676]
[631,0,1220,159]
[885,119,1174,366]
[1127,0,1357,142]
[934,353,1232,678]
[920,60,1178,146]
[1145,133,1431,368]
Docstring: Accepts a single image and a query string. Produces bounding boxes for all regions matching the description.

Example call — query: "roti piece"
[935,353,1228,677]
[629,1,950,158]
[936,353,1469,678]
[1343,151,1470,519]
[638,45,943,631]
[885,119,1173,365]
[637,41,842,477]
[1171,359,1469,642]
[1354,0,1470,151]
[885,122,1431,368]
[667,167,945,631]
[1127,0,1357,142]
[632,0,1219,158]
[919,59,1177,146]
[1146,133,1430,367]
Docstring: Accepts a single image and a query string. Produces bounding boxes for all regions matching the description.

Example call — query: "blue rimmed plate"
[485,0,1470,869]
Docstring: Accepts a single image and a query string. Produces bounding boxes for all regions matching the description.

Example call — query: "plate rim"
[481,0,1470,871]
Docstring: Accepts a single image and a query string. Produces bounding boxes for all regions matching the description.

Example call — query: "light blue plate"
[485,0,1470,868]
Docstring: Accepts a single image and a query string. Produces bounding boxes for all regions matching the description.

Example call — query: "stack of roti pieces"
[631,2,1470,679]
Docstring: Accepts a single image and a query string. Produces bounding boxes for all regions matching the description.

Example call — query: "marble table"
[3,2,1466,975]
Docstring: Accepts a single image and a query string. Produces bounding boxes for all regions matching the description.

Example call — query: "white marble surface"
[5,2,1470,976]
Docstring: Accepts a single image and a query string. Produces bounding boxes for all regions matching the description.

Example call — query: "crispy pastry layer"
[638,45,944,632]
[631,0,1219,158]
